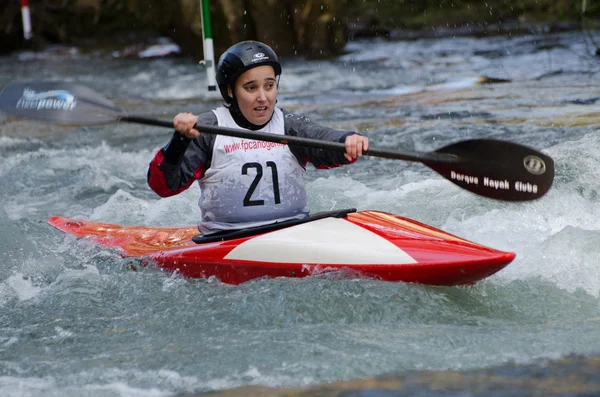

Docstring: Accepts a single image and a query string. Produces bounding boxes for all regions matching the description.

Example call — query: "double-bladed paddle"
[0,81,554,201]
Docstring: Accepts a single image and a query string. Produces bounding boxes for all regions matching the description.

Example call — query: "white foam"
[0,376,57,397]
[435,132,600,295]
[90,189,151,223]
[138,43,181,58]
[0,376,170,397]
[2,337,18,347]
[4,273,41,302]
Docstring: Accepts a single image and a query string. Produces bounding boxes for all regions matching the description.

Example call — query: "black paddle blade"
[0,82,121,125]
[424,139,554,201]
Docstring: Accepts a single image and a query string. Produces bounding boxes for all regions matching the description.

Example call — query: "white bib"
[197,107,309,234]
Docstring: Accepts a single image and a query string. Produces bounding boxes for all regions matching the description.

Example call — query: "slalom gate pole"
[199,0,217,92]
[21,0,32,41]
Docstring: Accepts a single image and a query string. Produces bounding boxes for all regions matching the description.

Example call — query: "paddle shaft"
[120,115,456,164]
[0,81,555,201]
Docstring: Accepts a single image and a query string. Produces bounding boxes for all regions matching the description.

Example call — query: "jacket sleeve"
[281,108,359,169]
[147,111,218,197]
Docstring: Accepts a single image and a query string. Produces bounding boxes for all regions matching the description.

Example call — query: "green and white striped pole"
[200,0,217,91]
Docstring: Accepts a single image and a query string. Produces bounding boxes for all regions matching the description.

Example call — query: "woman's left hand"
[344,134,369,161]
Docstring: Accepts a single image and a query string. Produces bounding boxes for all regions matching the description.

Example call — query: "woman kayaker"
[147,40,369,235]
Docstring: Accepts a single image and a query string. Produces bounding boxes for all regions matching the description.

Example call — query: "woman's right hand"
[174,113,200,139]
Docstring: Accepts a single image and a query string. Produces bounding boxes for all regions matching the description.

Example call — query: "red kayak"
[47,209,515,285]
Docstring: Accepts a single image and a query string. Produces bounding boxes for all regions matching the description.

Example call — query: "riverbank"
[3,0,598,59]
[188,354,600,396]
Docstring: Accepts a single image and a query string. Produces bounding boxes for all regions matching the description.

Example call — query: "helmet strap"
[227,93,272,131]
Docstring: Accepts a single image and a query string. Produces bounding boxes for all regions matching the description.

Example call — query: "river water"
[1,31,600,396]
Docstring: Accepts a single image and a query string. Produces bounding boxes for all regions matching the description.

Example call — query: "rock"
[175,354,600,396]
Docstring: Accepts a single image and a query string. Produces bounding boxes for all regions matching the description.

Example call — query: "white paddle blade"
[0,82,121,125]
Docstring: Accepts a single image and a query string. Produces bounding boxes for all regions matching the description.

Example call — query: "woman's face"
[230,65,278,126]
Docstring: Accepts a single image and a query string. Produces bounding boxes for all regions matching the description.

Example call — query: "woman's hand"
[174,113,200,139]
[344,134,369,161]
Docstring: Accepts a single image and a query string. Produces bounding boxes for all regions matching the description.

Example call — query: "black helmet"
[216,40,282,103]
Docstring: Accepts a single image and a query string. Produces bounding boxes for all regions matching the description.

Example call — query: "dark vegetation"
[1,0,599,57]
